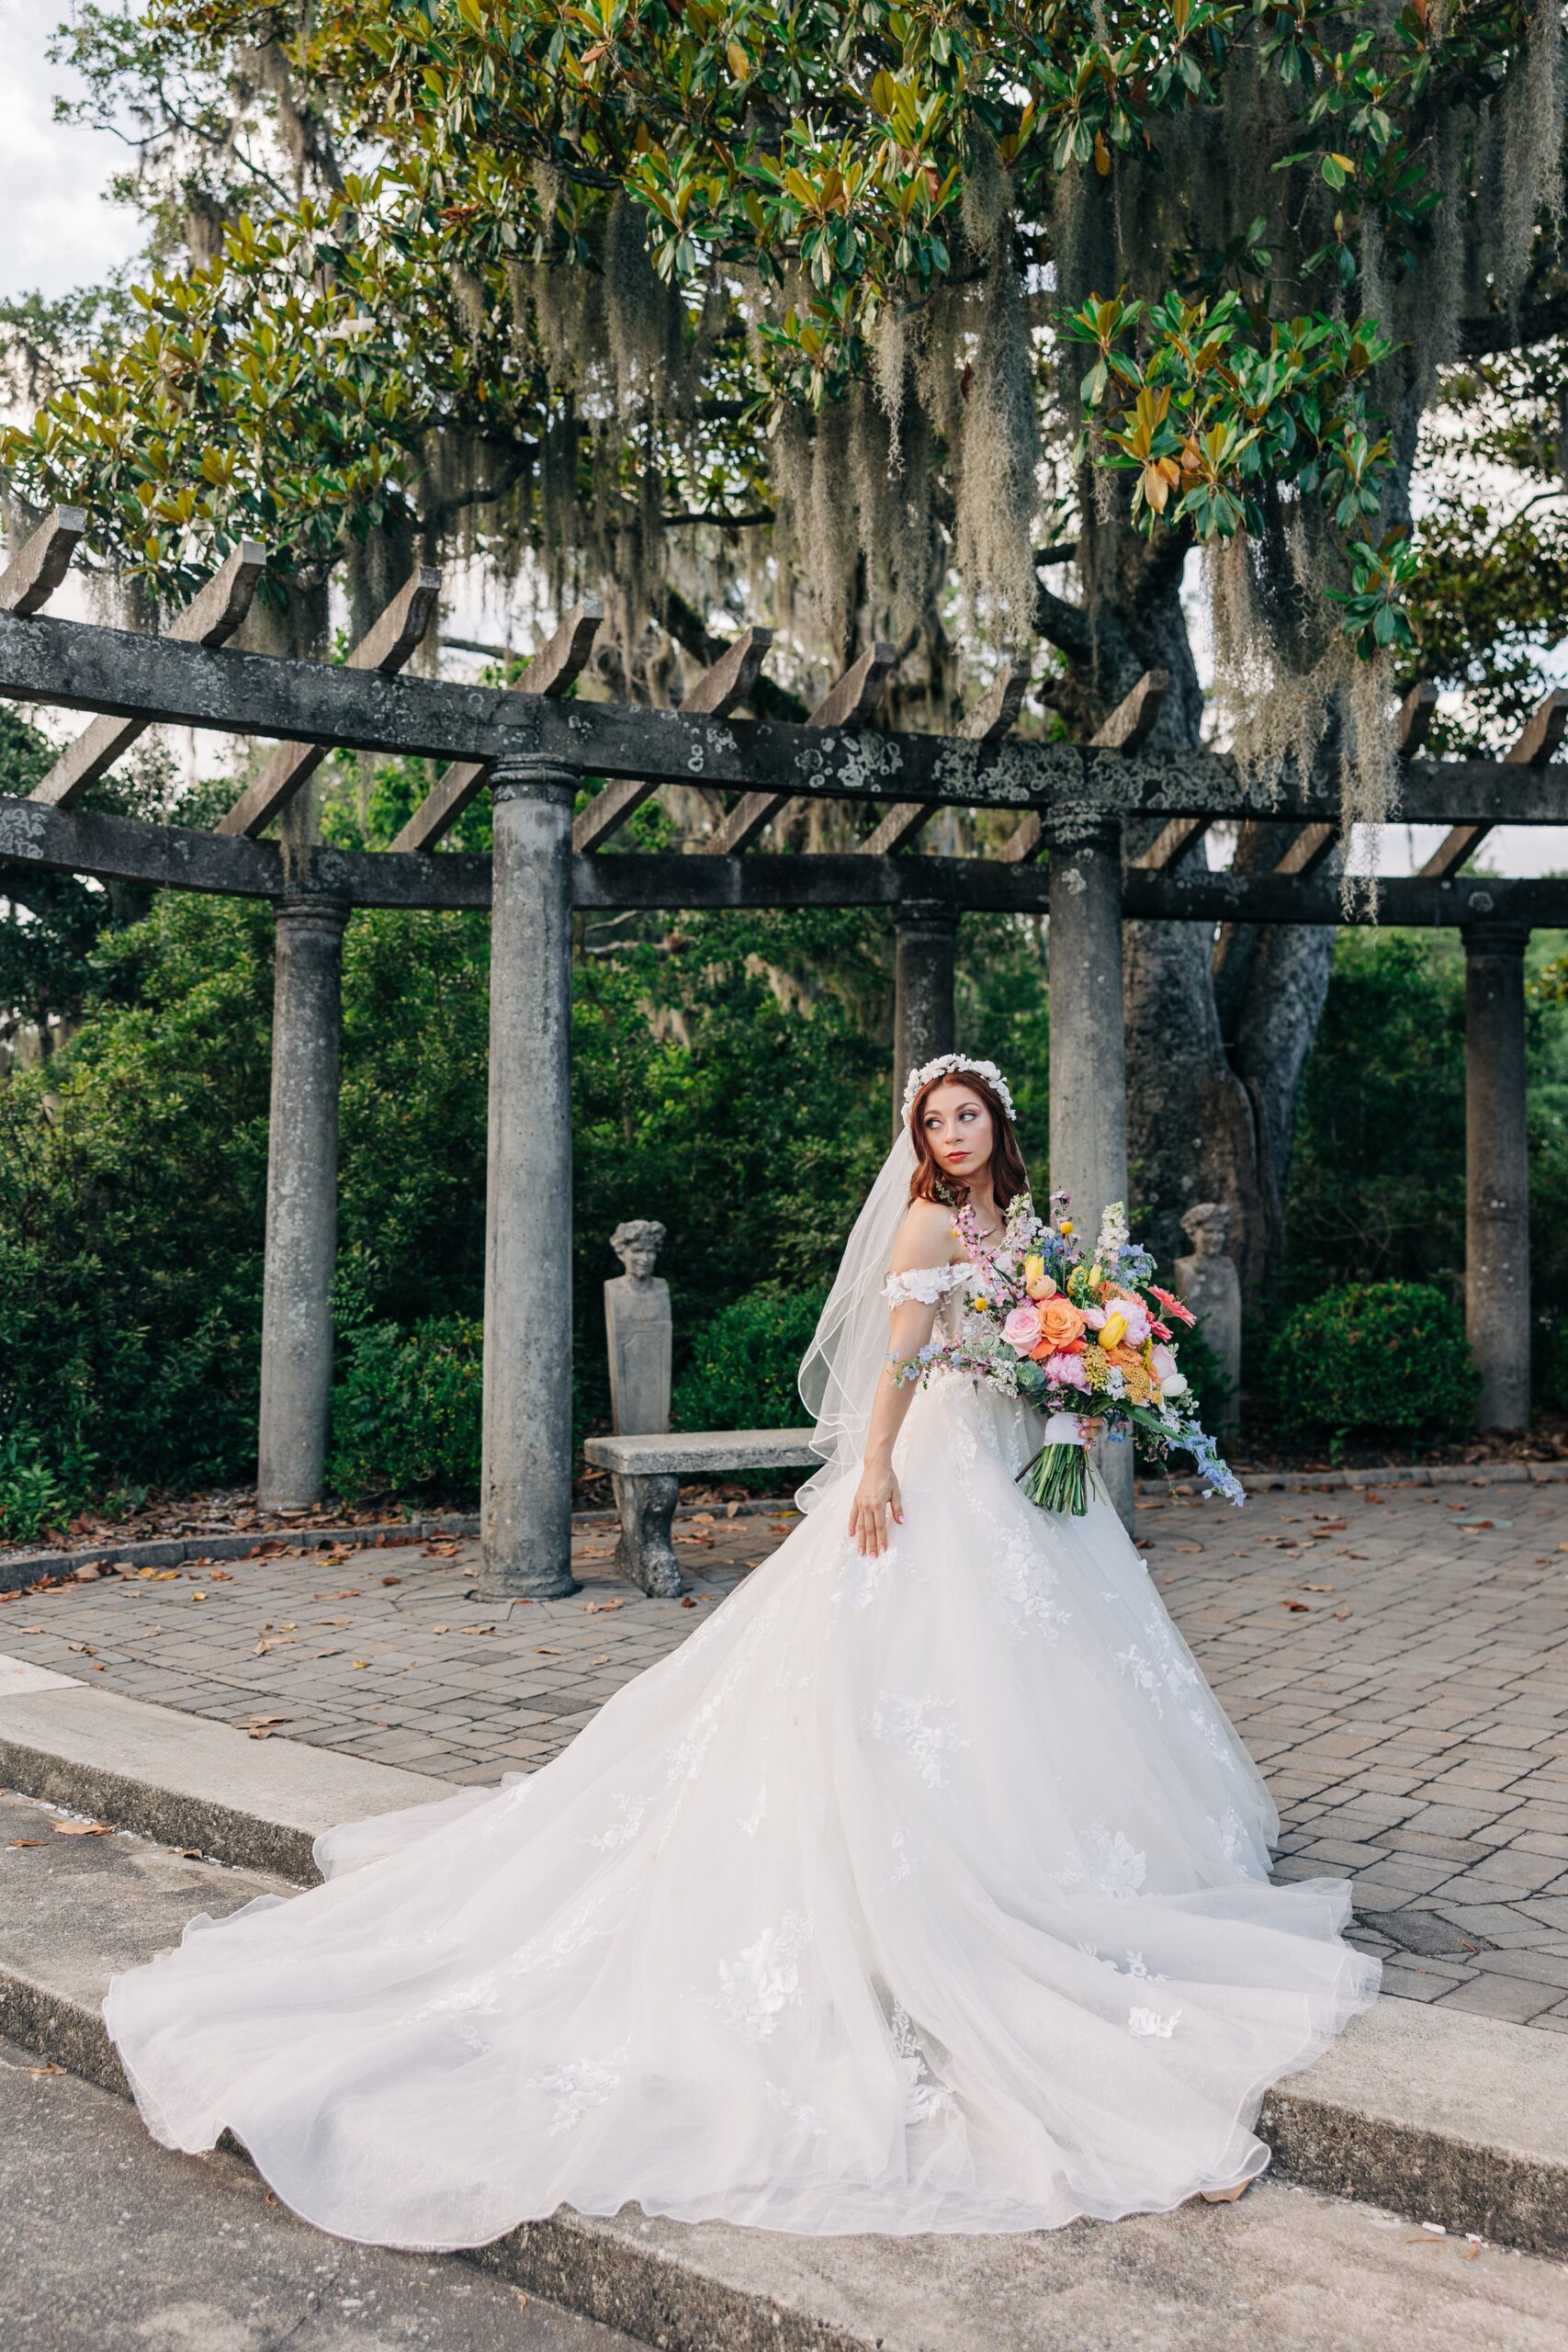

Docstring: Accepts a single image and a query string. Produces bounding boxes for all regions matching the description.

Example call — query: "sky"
[0,9,1562,877]
[0,12,145,300]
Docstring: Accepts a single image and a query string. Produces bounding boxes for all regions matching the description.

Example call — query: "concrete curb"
[7,1953,1568,2352]
[3,1683,1567,2278]
[0,1494,805,1594]
[9,1459,1563,1592]
[0,1682,449,1882]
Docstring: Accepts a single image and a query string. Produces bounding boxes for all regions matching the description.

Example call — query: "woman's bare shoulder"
[887,1198,963,1272]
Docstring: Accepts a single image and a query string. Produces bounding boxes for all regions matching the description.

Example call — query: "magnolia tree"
[5,0,1567,1287]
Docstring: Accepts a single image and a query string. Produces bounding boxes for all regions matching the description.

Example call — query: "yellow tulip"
[1023,1253,1045,1283]
[1100,1310,1127,1351]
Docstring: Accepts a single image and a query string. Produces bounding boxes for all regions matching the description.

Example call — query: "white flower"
[901,1055,1016,1125]
[1128,2006,1182,2039]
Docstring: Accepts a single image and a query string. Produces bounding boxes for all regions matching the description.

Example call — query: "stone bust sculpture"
[604,1220,671,1435]
[1174,1202,1242,1433]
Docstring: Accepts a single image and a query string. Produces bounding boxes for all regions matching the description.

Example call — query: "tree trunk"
[1037,522,1332,1327]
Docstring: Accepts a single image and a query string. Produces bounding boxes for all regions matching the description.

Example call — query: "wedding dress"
[105,1130,1379,2248]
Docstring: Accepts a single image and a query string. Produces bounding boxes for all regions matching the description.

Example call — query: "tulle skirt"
[104,1376,1378,2246]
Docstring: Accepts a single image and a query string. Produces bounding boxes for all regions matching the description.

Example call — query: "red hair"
[907,1068,1029,1213]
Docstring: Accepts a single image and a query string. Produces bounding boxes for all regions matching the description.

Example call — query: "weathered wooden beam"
[1417,685,1568,878]
[1093,669,1170,752]
[0,507,87,618]
[1506,686,1568,767]
[1134,817,1212,873]
[9,788,1568,930]
[1272,822,1337,877]
[705,640,896,854]
[1397,680,1439,758]
[572,624,771,854]
[29,541,267,810]
[859,659,1030,856]
[998,671,1170,865]
[6,610,1568,826]
[217,566,442,839]
[393,596,604,854]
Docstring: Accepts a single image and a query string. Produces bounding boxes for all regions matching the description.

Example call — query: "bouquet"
[893,1192,1244,1517]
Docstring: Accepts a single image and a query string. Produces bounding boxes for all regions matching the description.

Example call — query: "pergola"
[1,507,1559,1588]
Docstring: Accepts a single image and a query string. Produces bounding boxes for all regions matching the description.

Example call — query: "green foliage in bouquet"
[1264,1281,1479,1444]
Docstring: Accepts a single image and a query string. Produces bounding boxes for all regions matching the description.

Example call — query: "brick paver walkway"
[3,1478,1565,2031]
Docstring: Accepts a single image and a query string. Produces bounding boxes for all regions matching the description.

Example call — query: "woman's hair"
[907,1068,1029,1212]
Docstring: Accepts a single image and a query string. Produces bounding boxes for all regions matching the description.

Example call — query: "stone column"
[893,903,958,1134]
[1046,814,1134,1528]
[1464,919,1531,1431]
[479,753,580,1599]
[258,892,348,1510]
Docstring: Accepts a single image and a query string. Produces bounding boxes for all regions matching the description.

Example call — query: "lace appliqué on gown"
[103,1303,1379,2249]
[883,1263,975,1308]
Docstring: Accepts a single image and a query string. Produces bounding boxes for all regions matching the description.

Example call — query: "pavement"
[1,1473,1564,2031]
[0,2025,638,2352]
[5,1464,1568,2350]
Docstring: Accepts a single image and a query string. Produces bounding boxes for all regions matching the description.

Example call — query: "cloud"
[0,13,145,300]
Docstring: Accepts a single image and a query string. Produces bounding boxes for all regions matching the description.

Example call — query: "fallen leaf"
[590,1654,610,1666]
[1333,1609,1352,1621]
[191,1592,208,1602]
[1302,1583,1335,1593]
[352,1659,371,1669]
[681,1596,697,1609]
[234,1714,289,1733]
[1280,1599,1311,1612]
[27,2063,62,2076]
[209,1570,233,1582]
[458,1623,498,1636]
[8,1839,46,1848]
[584,1599,626,1615]
[52,1821,111,1837]
[316,1618,352,1627]
[430,1624,448,1634]
[381,1575,402,1587]
[64,1643,95,1656]
[534,1645,563,1655]
[1171,1542,1204,1555]
[314,1590,361,1600]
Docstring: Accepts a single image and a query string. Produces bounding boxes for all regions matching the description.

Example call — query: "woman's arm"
[847,1204,963,1557]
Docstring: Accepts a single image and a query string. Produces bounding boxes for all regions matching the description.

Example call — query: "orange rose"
[1036,1295,1088,1353]
[1105,1340,1144,1371]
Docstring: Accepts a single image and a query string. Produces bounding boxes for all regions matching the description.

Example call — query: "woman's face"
[919,1082,995,1183]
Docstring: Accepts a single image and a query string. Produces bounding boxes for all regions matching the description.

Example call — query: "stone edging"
[0,1496,799,1595]
[4,1460,1563,1595]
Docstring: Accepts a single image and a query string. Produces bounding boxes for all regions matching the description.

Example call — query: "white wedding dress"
[105,1254,1379,2249]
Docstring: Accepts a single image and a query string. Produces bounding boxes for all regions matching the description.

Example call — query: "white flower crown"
[902,1055,1017,1127]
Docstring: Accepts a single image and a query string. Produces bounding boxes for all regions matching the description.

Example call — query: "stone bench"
[581,1429,819,1597]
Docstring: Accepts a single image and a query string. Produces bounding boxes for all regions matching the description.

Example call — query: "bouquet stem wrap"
[1019,1412,1091,1516]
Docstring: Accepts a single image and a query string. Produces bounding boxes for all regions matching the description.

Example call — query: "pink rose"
[1002,1303,1043,1352]
[1111,1294,1151,1344]
[1150,1343,1179,1385]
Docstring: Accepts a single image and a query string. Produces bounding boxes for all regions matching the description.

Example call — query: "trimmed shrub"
[329,1316,484,1503]
[671,1282,827,1437]
[1264,1281,1479,1443]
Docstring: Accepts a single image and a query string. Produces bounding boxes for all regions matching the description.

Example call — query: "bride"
[105,1057,1378,2247]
